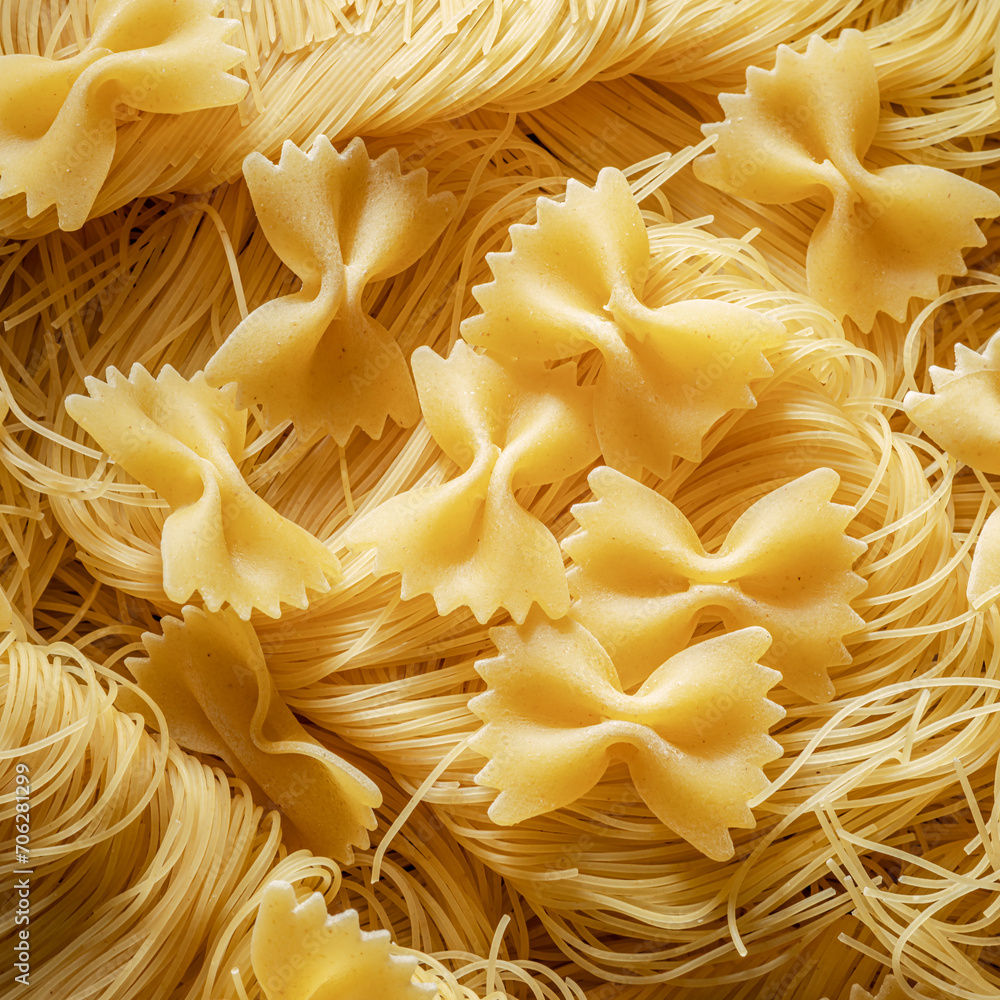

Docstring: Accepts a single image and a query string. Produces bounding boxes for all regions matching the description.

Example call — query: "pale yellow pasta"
[205,136,457,445]
[469,617,783,862]
[694,30,1000,331]
[461,167,787,479]
[838,975,907,1000]
[64,364,339,619]
[253,879,589,1000]
[0,0,247,232]
[0,636,343,1000]
[0,581,13,634]
[252,881,434,1000]
[904,333,1000,475]
[0,0,893,237]
[5,36,1000,993]
[345,340,598,624]
[563,466,867,703]
[905,333,1000,611]
[0,494,16,633]
[121,605,381,864]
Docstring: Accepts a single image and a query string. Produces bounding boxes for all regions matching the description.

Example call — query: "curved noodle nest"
[3,0,1000,998]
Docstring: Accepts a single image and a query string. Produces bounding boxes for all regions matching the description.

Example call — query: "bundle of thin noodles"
[646,917,913,998]
[0,636,341,999]
[820,761,1000,1000]
[0,0,937,237]
[239,167,996,992]
[0,462,55,637]
[0,121,568,625]
[250,878,588,1000]
[0,631,592,998]
[7,104,1000,994]
[6,6,1000,998]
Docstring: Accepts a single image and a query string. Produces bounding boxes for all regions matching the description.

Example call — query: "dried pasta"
[563,465,867,703]
[845,979,907,1000]
[252,881,434,1000]
[345,340,599,623]
[253,879,589,1000]
[904,333,1000,611]
[205,137,457,444]
[469,617,783,861]
[64,364,340,618]
[0,0,247,232]
[694,30,1000,331]
[5,5,1000,1000]
[122,605,382,864]
[462,167,787,479]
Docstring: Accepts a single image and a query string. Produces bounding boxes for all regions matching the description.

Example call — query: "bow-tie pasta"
[252,882,435,1000]
[345,340,599,623]
[903,333,1000,476]
[904,333,1000,609]
[835,977,906,1000]
[461,167,786,480]
[694,30,1000,330]
[563,466,866,703]
[65,364,339,619]
[123,606,381,865]
[469,617,783,862]
[204,136,457,445]
[0,0,247,232]
[0,636,343,998]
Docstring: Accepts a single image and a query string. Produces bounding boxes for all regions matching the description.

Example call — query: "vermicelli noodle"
[4,1,1000,997]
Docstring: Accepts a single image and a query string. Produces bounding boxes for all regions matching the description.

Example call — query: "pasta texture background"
[3,0,1000,998]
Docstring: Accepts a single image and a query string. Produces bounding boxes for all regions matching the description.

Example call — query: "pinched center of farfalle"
[204,136,457,446]
[345,340,600,624]
[65,364,339,619]
[563,466,867,703]
[252,882,436,1000]
[905,332,1000,610]
[0,0,248,231]
[469,615,784,862]
[694,29,1000,330]
[460,166,787,481]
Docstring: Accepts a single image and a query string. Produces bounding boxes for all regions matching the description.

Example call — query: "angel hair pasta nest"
[4,0,1000,999]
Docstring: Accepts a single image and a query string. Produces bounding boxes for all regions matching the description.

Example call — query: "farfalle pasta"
[345,340,599,623]
[122,605,381,864]
[0,0,247,233]
[694,29,1000,331]
[460,167,787,480]
[6,4,1000,998]
[64,364,339,619]
[469,616,783,861]
[0,635,342,1000]
[204,137,457,445]
[833,976,905,1000]
[563,466,866,703]
[0,0,896,238]
[904,333,1000,609]
[252,881,434,1000]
